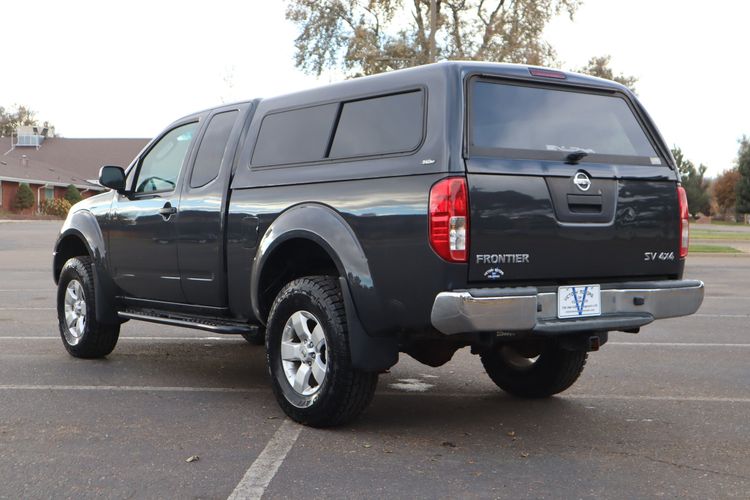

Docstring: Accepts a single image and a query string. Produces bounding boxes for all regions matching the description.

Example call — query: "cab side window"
[135,122,198,194]
[190,111,238,188]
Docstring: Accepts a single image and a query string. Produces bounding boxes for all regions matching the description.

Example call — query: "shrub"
[40,198,72,217]
[13,183,35,212]
[64,184,83,204]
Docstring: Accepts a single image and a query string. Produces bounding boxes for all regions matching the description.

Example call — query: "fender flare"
[53,210,120,325]
[250,203,372,322]
[251,203,397,371]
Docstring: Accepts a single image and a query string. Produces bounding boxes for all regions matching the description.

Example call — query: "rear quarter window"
[252,103,338,166]
[329,90,424,158]
[469,80,659,165]
[251,89,424,167]
[190,110,238,188]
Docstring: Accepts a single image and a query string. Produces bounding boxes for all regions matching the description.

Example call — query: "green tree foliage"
[285,0,581,77]
[713,168,740,218]
[13,183,35,212]
[672,147,711,218]
[64,184,83,204]
[0,104,55,137]
[735,136,750,215]
[577,55,637,91]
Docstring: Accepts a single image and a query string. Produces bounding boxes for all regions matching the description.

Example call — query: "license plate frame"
[557,284,602,319]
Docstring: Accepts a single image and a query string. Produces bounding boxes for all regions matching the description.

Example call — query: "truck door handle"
[159,202,177,219]
[567,194,602,214]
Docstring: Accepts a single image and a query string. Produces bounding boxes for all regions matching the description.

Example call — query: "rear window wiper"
[565,150,589,164]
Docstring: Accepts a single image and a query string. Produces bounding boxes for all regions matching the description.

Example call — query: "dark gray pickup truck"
[53,62,704,426]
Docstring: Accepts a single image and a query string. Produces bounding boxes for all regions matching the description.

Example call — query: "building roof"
[0,137,149,189]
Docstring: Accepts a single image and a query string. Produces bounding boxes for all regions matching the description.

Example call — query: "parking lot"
[1,220,748,499]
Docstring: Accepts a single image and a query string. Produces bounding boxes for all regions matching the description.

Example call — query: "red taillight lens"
[529,68,567,79]
[429,177,469,262]
[677,185,689,258]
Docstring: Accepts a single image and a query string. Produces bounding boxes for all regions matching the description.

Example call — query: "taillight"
[677,185,689,258]
[528,68,567,79]
[429,177,469,262]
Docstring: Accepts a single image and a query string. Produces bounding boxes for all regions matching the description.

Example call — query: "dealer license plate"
[557,285,601,319]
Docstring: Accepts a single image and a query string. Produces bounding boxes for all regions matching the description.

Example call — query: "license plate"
[557,285,601,319]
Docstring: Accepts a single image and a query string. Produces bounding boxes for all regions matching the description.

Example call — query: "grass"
[690,243,741,254]
[690,230,750,241]
[710,220,746,226]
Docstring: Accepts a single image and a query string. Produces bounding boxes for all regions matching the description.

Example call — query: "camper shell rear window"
[468,78,662,166]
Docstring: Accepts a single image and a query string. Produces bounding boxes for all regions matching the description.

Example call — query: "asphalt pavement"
[0,220,748,499]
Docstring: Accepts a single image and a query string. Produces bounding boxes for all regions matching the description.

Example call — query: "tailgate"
[465,76,682,283]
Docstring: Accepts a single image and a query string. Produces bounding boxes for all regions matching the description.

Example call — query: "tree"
[713,168,740,218]
[577,55,637,91]
[735,136,750,216]
[0,104,55,137]
[672,146,710,218]
[64,184,83,204]
[285,0,580,78]
[13,183,35,212]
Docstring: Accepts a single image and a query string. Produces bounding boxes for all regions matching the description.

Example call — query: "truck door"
[108,120,199,302]
[176,107,244,306]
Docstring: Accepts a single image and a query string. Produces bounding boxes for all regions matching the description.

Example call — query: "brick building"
[0,129,148,213]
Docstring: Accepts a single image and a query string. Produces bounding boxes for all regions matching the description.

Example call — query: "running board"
[118,311,258,335]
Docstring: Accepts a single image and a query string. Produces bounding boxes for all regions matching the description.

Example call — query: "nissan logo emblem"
[573,172,592,192]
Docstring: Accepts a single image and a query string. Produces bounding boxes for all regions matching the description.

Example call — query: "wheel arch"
[53,210,120,325]
[251,204,397,372]
[251,203,373,323]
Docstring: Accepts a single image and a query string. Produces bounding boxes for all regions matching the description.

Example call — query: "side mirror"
[99,165,126,192]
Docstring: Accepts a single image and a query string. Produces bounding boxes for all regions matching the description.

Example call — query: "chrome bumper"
[430,280,705,335]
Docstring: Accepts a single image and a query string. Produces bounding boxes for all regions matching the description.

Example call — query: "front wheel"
[56,256,120,358]
[480,343,587,398]
[266,276,378,427]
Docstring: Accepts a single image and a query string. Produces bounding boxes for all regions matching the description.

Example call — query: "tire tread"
[57,256,119,358]
[266,276,378,427]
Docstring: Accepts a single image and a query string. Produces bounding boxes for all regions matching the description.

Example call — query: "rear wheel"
[480,343,587,398]
[266,276,378,427]
[56,256,120,358]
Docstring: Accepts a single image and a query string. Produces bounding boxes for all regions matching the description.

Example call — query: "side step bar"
[118,310,259,335]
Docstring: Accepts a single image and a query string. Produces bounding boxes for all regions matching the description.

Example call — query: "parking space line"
[609,342,750,347]
[695,313,750,318]
[227,419,302,500]
[0,336,243,341]
[565,394,750,403]
[3,337,748,348]
[1,385,749,404]
[0,384,260,393]
[0,307,55,311]
[378,392,750,403]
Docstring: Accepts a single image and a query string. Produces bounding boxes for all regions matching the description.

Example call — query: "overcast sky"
[1,0,746,177]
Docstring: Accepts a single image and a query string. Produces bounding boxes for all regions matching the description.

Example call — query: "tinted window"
[135,122,198,193]
[190,111,238,188]
[329,91,424,158]
[252,103,338,165]
[470,81,658,161]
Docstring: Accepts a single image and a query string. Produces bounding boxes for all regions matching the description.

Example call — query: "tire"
[241,327,265,345]
[480,343,587,398]
[266,276,378,427]
[56,256,120,359]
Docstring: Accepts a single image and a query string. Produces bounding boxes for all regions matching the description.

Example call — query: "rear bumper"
[430,279,704,335]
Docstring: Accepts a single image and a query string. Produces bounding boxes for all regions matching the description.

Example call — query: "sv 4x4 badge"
[644,251,675,261]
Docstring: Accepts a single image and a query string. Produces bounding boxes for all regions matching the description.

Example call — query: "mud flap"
[339,277,398,372]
